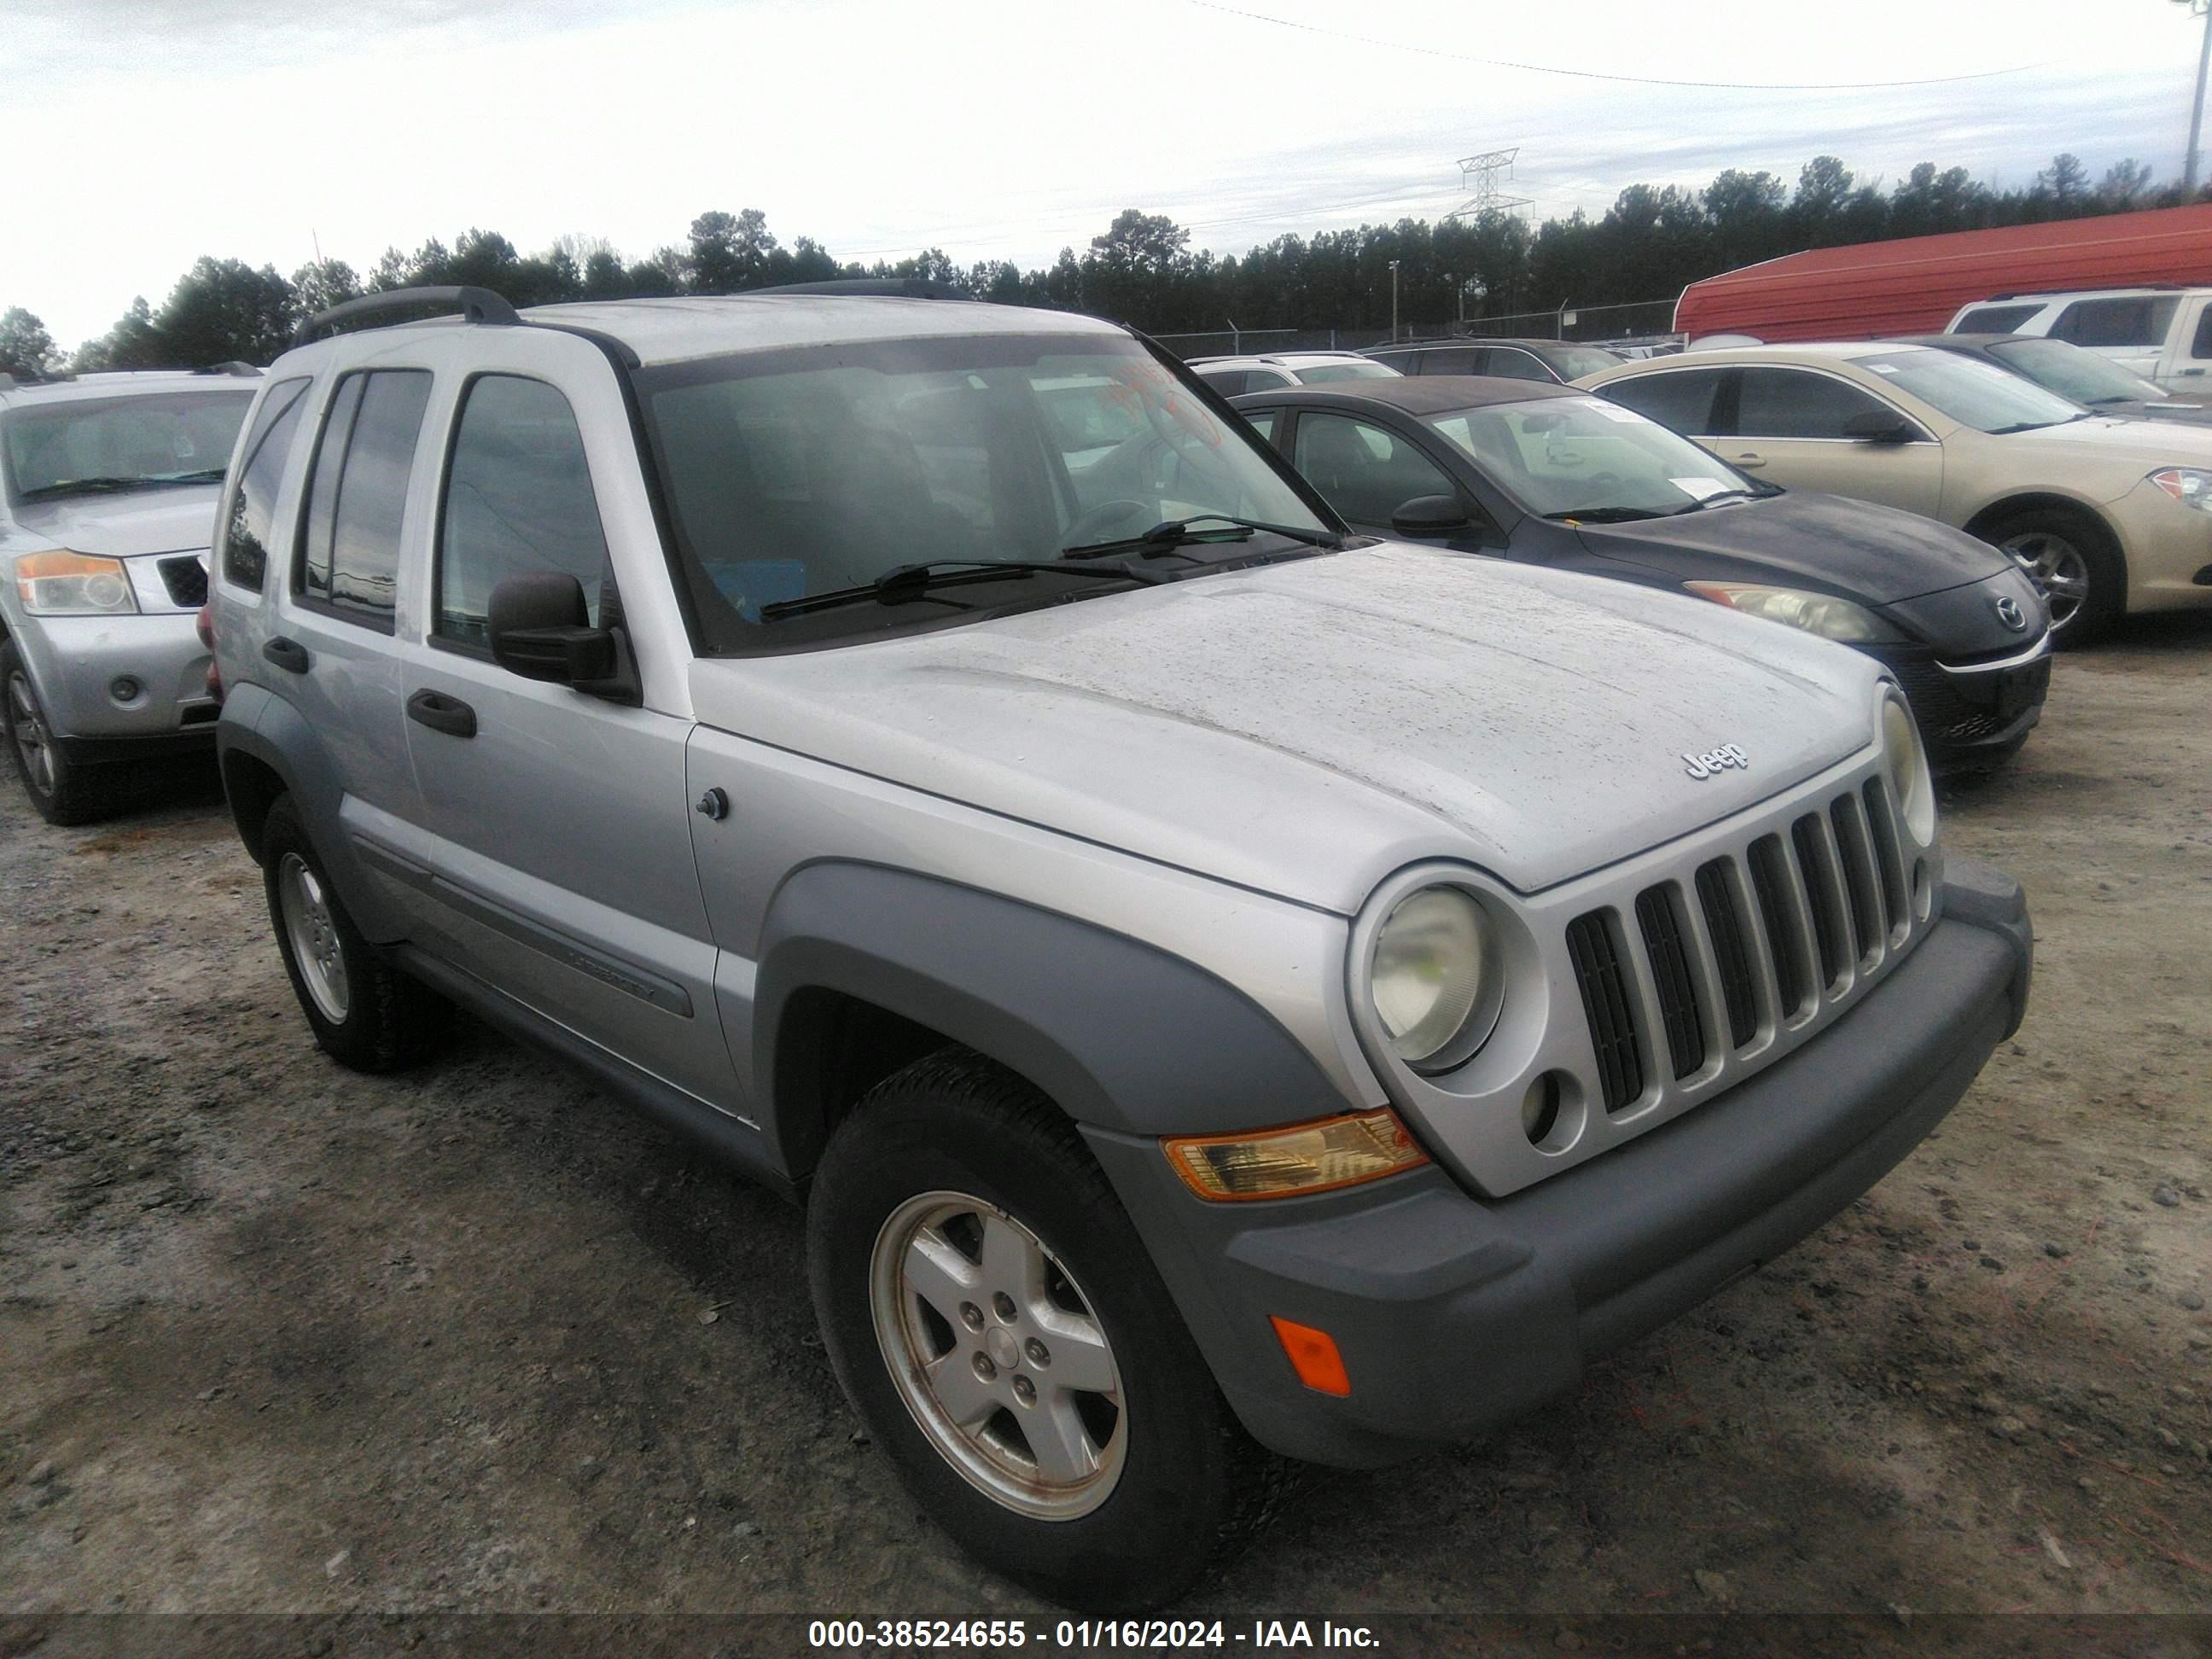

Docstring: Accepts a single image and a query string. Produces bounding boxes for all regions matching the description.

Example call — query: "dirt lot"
[3,618,2210,1644]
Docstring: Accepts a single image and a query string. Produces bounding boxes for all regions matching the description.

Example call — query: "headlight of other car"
[1370,885,1500,1070]
[1881,691,1937,844]
[2148,468,2212,513]
[1686,581,1905,643]
[15,550,139,617]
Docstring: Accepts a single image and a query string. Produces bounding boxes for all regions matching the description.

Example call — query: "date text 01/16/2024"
[806,1620,1381,1650]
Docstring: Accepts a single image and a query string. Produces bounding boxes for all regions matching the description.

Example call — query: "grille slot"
[1695,859,1759,1048]
[158,555,208,608]
[1748,835,1812,1019]
[1635,884,1707,1080]
[1791,815,1851,991]
[1830,795,1883,962]
[1862,777,1908,932]
[1566,911,1644,1113]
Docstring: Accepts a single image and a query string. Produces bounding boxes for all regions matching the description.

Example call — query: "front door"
[1722,366,1944,517]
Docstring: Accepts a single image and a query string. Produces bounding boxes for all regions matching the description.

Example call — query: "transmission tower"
[1447,148,1532,222]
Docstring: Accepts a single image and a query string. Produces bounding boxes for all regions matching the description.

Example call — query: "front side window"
[1430,395,1759,520]
[2,389,252,504]
[438,376,609,645]
[2051,295,2179,349]
[218,378,311,590]
[1599,369,1726,434]
[1851,349,2081,434]
[2192,306,2212,361]
[1293,411,1457,524]
[641,336,1329,651]
[1735,368,1895,439]
[1483,348,1555,383]
[1987,339,2166,405]
[297,369,433,629]
[1953,304,2043,335]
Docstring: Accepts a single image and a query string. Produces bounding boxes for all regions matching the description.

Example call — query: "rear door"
[1724,365,1943,516]
[389,334,741,1114]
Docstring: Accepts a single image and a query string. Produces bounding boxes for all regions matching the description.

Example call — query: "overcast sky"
[3,0,2203,348]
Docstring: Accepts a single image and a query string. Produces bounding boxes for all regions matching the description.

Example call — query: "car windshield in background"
[640,335,1329,649]
[1545,346,1626,381]
[1429,395,1760,519]
[1986,338,2171,406]
[1853,349,2085,434]
[1296,362,1399,383]
[2,390,253,503]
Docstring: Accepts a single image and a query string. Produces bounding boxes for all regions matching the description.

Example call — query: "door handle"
[1731,452,1767,469]
[2181,367,2207,377]
[406,688,477,739]
[262,637,310,673]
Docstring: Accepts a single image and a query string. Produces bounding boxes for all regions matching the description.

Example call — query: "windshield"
[1987,337,2168,405]
[640,335,1330,650]
[1545,346,1627,381]
[2,389,253,503]
[1851,348,2085,434]
[1294,361,1400,383]
[1429,395,1760,518]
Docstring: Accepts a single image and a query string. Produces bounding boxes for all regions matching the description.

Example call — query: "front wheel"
[806,1050,1283,1610]
[3,638,109,825]
[1988,508,2123,645]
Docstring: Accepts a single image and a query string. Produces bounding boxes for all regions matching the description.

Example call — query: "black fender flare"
[753,860,1354,1178]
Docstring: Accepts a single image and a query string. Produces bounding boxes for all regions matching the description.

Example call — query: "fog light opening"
[108,676,142,705]
[1522,1071,1586,1155]
[1911,858,1932,922]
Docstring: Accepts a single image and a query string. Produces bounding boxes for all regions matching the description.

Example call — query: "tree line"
[0,150,2195,378]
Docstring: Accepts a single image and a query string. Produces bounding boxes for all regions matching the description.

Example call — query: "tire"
[261,793,448,1071]
[806,1049,1284,1611]
[3,637,111,825]
[1984,506,2124,646]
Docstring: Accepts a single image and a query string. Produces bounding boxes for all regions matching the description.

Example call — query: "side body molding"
[752,862,1359,1178]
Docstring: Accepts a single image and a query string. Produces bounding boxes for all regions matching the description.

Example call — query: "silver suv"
[208,283,2033,1610]
[2,367,259,821]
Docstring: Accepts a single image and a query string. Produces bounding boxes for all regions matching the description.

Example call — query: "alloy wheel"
[2000,531,2089,632]
[9,671,55,795]
[276,853,351,1022]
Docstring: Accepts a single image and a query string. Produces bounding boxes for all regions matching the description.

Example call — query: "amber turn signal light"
[1162,1108,1428,1202]
[1269,1316,1351,1396]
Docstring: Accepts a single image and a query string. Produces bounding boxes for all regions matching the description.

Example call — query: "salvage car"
[1185,350,1400,396]
[1,367,258,822]
[1229,377,2051,771]
[1581,341,2212,642]
[1365,335,1623,384]
[1895,333,2212,429]
[209,284,2032,1610]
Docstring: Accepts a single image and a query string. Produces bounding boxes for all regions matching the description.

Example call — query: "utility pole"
[1388,260,1400,341]
[2187,0,2212,193]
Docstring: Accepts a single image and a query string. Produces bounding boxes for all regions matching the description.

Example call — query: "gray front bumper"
[12,609,216,747]
[1086,858,2032,1468]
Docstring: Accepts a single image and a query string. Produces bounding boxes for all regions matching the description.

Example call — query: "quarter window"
[1599,370,1726,435]
[297,369,433,630]
[1292,411,1457,525]
[218,378,311,590]
[437,376,610,647]
[1243,410,1278,443]
[1735,368,1894,439]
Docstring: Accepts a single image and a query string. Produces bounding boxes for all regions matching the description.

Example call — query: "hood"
[689,547,1883,912]
[9,488,223,558]
[2103,399,2212,428]
[2001,413,2212,486]
[1571,488,2008,605]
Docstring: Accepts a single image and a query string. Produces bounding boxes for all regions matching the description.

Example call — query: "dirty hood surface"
[690,545,1881,911]
[10,489,222,558]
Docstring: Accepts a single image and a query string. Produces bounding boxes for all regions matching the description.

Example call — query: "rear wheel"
[807,1049,1283,1610]
[261,794,448,1071]
[1987,507,2123,645]
[3,638,109,825]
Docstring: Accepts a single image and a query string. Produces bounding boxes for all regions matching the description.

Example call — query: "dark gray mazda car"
[1231,375,2053,771]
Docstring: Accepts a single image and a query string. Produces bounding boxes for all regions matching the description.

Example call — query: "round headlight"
[1882,695,1937,844]
[1371,885,1493,1069]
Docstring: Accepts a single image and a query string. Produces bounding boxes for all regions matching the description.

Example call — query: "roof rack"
[1986,283,2182,300]
[195,360,262,376]
[294,284,521,346]
[749,277,971,301]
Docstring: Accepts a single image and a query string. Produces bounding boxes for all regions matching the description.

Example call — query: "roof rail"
[749,277,971,301]
[1986,283,2182,300]
[294,285,521,346]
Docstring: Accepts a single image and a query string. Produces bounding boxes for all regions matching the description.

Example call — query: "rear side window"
[437,376,609,646]
[1485,347,1555,383]
[218,378,311,590]
[1599,369,1726,434]
[1953,304,2043,335]
[1242,410,1278,443]
[2051,296,2180,348]
[298,369,433,631]
[1194,368,1248,397]
[1735,368,1892,439]
[1419,346,1483,375]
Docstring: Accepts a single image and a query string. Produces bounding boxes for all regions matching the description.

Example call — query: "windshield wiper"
[1543,505,1662,523]
[758,558,1163,622]
[18,475,166,500]
[1660,489,1760,515]
[1062,513,1343,560]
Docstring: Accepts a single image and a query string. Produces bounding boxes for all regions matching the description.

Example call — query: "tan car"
[1577,342,2212,641]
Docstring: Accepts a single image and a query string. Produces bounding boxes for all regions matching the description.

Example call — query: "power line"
[1187,0,2051,90]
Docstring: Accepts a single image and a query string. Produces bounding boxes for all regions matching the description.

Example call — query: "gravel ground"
[3,618,2209,1642]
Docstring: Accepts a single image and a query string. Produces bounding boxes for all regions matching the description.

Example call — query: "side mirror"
[1842,410,1918,445]
[1390,493,1474,537]
[488,573,640,703]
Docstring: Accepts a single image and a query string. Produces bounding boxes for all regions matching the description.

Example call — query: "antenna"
[1447,148,1532,222]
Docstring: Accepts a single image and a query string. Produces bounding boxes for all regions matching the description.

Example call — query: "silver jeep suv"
[208,283,2033,1610]
[2,367,258,821]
